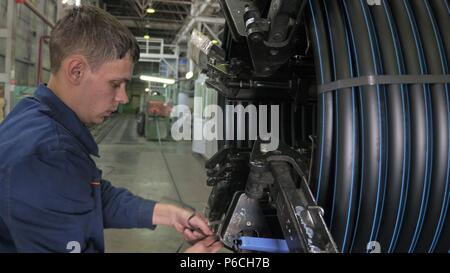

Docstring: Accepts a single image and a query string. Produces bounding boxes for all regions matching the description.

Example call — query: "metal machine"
[137,91,172,141]
[199,0,450,253]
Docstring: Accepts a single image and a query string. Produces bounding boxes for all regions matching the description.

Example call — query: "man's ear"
[65,55,89,85]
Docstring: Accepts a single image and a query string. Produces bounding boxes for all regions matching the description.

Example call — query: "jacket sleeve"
[7,150,100,253]
[100,179,157,229]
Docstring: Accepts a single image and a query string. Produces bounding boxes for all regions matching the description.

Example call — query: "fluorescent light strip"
[139,75,175,85]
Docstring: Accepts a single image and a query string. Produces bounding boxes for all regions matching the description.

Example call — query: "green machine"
[138,91,172,141]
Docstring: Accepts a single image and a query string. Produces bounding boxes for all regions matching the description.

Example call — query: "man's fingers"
[183,229,199,241]
[188,214,213,236]
[207,241,223,253]
[184,236,223,253]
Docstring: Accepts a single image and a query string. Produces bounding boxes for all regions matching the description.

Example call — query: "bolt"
[270,49,279,56]
[246,221,252,227]
[260,143,269,153]
[250,33,263,43]
[273,33,282,41]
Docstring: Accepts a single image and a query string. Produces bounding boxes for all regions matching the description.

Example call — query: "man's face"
[78,54,133,126]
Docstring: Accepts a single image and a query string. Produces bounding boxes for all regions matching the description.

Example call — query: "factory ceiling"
[101,0,223,44]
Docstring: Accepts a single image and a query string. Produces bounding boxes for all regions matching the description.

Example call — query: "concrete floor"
[94,114,212,253]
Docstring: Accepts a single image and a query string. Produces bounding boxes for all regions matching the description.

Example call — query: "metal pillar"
[4,0,16,115]
[35,0,47,85]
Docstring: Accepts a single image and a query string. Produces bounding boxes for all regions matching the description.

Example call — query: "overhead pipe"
[18,0,56,29]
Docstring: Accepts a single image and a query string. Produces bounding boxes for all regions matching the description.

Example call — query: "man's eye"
[111,83,120,89]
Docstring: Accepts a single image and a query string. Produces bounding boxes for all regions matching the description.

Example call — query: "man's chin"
[85,117,105,127]
[95,116,105,124]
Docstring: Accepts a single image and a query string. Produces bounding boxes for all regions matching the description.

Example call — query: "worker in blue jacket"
[0,5,222,253]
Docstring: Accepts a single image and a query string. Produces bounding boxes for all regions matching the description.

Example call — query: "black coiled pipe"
[308,0,450,253]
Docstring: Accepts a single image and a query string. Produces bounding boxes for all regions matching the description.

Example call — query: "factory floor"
[93,114,212,253]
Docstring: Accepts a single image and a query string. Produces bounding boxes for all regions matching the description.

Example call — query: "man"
[0,6,222,253]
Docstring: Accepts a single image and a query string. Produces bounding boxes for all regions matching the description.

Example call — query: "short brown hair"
[50,5,140,73]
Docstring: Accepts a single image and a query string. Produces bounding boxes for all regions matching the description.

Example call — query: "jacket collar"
[34,84,99,157]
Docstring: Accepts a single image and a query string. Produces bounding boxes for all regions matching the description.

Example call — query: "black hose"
[428,0,450,254]
[369,1,410,253]
[389,0,433,253]
[342,0,386,253]
[409,0,449,253]
[322,0,359,253]
[308,0,335,219]
[307,0,449,253]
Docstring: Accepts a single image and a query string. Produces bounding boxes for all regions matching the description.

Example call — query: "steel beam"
[22,0,56,28]
[4,0,16,114]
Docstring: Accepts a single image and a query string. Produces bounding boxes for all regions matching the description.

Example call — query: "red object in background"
[147,100,172,117]
[16,0,26,4]
[147,100,164,116]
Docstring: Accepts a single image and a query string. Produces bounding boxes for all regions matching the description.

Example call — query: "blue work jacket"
[0,84,156,252]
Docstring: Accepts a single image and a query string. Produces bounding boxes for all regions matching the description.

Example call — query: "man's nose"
[115,85,129,104]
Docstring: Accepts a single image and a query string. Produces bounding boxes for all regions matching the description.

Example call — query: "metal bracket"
[217,191,271,251]
[219,0,308,77]
[249,140,338,252]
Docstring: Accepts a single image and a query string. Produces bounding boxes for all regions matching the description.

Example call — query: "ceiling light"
[185,71,194,79]
[211,40,219,45]
[144,35,150,40]
[146,8,156,14]
[140,75,176,85]
[62,0,80,6]
[145,88,150,92]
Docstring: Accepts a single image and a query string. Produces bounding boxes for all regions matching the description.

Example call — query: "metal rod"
[22,0,56,29]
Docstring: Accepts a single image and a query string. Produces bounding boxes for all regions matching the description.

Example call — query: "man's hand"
[152,203,216,244]
[184,236,223,253]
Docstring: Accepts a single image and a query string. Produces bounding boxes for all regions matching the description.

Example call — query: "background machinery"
[137,91,172,141]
